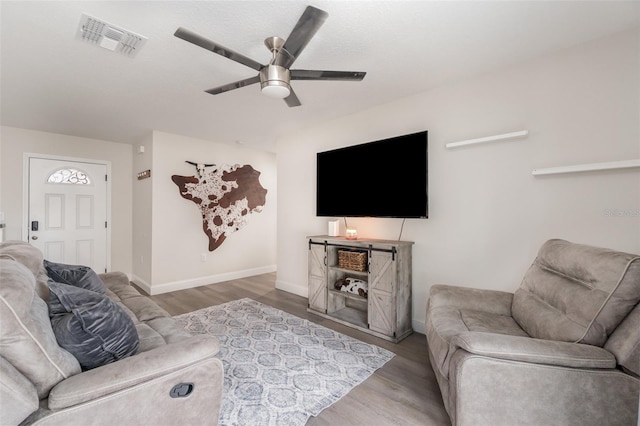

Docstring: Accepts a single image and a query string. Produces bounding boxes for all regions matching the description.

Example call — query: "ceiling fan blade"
[275,6,328,68]
[291,70,366,81]
[205,75,261,95]
[284,89,302,107]
[174,27,263,72]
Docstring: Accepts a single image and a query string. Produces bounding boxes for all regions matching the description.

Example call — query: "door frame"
[23,153,112,271]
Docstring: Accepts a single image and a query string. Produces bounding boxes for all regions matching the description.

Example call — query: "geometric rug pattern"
[174,298,395,426]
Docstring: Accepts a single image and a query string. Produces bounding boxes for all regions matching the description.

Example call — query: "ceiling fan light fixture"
[259,65,292,99]
[261,82,291,99]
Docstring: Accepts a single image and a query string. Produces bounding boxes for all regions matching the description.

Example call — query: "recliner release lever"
[170,382,194,398]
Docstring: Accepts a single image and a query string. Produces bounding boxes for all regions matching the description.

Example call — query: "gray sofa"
[426,239,640,426]
[0,241,224,425]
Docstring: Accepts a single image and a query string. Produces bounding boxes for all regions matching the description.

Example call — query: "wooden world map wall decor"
[171,162,267,251]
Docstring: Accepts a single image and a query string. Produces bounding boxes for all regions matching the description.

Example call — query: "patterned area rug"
[174,298,395,426]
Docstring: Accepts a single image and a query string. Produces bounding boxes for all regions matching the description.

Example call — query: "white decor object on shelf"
[446,130,528,149]
[328,220,339,237]
[532,159,640,176]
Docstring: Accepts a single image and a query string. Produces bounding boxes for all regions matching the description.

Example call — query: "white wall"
[0,126,133,272]
[132,131,277,294]
[132,133,153,285]
[276,28,640,334]
[0,126,277,294]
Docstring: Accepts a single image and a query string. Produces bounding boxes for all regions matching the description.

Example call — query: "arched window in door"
[47,168,92,185]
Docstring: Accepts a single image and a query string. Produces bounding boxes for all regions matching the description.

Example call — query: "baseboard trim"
[276,279,308,298]
[133,265,277,295]
[130,274,152,295]
[412,319,426,335]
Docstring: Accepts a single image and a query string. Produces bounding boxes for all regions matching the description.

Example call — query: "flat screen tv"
[316,131,428,218]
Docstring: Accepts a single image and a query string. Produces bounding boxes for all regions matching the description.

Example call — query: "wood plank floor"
[148,272,451,426]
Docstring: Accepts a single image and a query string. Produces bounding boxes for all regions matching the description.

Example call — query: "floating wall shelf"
[446,130,528,149]
[532,159,640,176]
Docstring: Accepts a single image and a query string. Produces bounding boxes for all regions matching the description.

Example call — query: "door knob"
[31,236,38,240]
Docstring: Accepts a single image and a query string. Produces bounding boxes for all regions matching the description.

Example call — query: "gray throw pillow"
[44,259,106,294]
[48,280,139,370]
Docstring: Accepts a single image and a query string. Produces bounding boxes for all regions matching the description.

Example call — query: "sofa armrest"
[451,331,616,369]
[428,284,514,316]
[98,271,130,287]
[48,334,219,409]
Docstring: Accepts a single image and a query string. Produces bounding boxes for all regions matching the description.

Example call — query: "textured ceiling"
[1,1,639,153]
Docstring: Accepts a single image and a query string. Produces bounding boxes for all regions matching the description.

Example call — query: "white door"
[28,157,108,273]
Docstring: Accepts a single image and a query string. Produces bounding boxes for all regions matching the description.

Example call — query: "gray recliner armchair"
[426,239,640,426]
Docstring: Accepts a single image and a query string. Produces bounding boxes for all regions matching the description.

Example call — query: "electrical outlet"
[200,253,207,262]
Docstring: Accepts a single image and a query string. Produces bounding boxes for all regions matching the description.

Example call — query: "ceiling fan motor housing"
[259,65,291,98]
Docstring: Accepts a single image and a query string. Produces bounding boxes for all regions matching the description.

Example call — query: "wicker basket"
[338,250,367,272]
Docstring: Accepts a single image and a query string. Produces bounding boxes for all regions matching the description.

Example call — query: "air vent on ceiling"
[77,13,147,57]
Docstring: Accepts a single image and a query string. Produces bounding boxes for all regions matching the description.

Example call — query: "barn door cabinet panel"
[308,242,328,312]
[306,235,413,343]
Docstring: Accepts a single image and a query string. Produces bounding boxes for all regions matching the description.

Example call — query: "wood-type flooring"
[148,272,450,426]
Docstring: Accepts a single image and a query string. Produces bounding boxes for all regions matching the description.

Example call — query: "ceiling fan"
[174,5,366,107]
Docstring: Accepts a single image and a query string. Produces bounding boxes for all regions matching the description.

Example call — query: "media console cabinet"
[307,235,413,343]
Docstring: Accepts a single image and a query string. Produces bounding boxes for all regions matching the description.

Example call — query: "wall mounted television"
[316,130,428,218]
